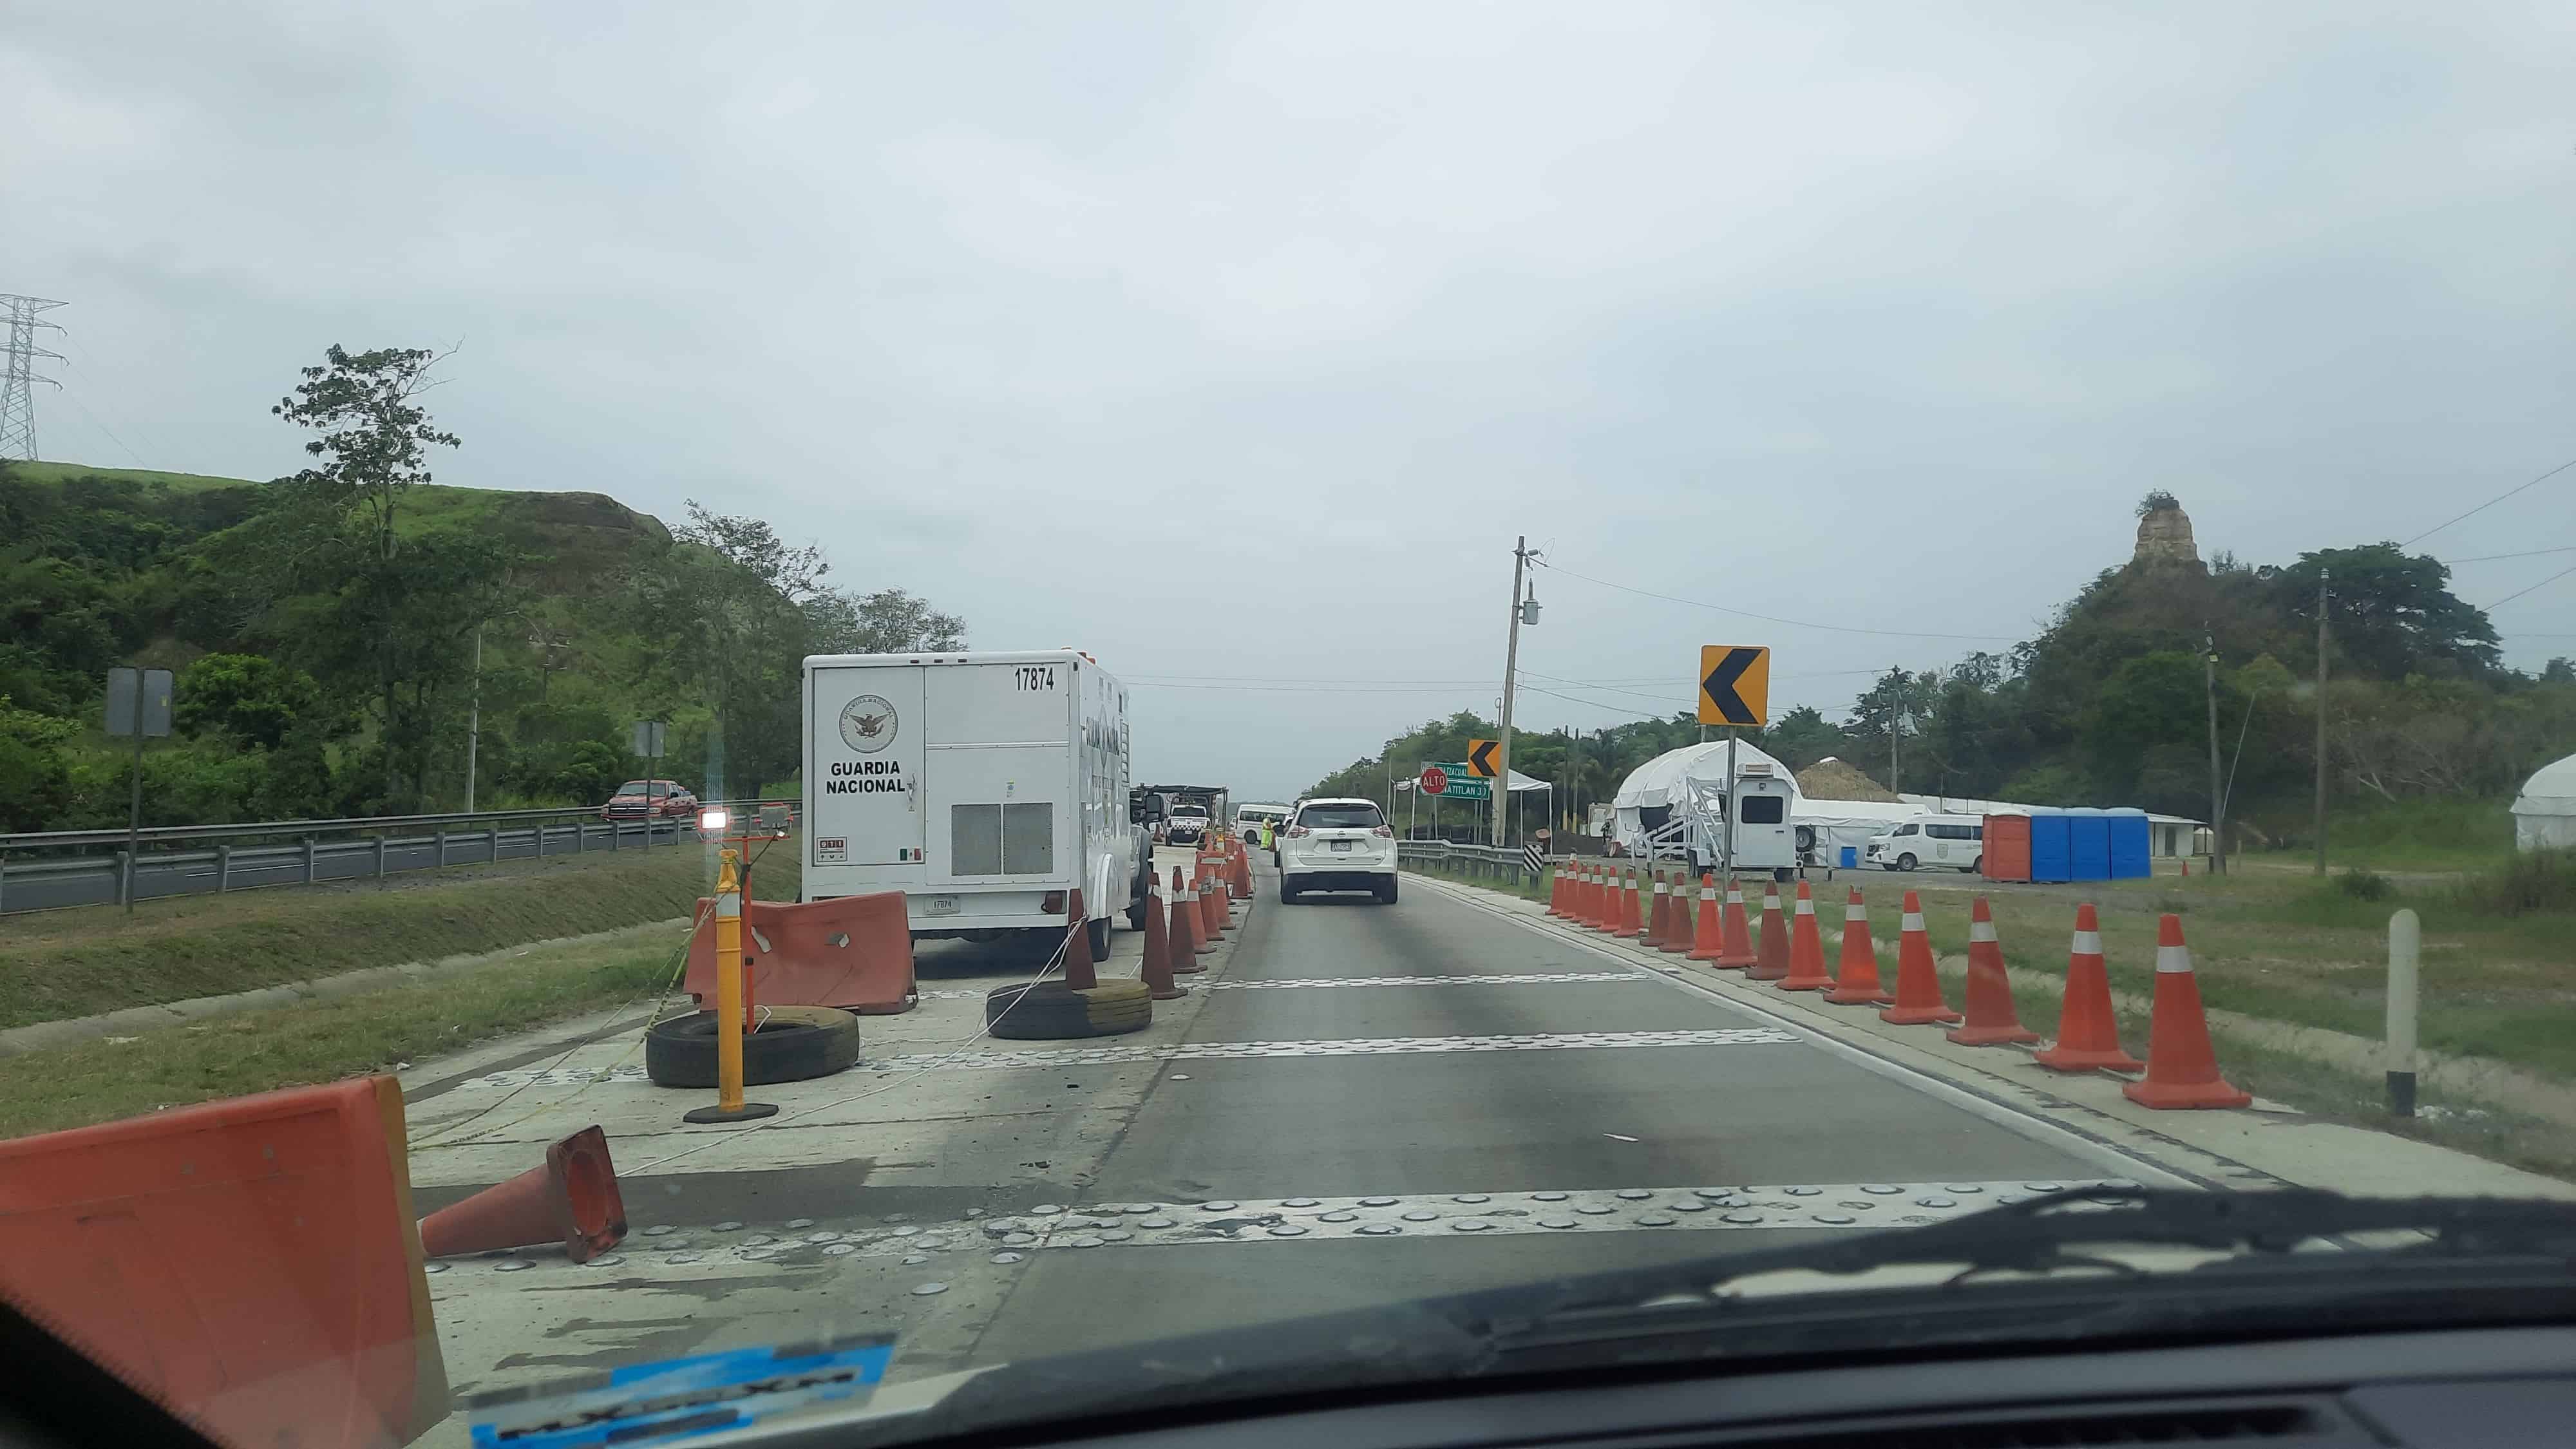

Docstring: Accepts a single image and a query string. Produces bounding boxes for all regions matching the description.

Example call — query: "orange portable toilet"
[1982,812,2031,883]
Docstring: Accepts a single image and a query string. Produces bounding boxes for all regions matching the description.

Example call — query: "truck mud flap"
[686,891,919,1015]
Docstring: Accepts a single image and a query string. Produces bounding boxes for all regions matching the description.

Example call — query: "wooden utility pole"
[1493,536,1534,846]
[2204,622,2224,874]
[2313,570,2331,876]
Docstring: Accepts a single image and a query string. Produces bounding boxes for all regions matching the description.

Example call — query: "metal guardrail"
[1397,839,1551,889]
[0,799,782,917]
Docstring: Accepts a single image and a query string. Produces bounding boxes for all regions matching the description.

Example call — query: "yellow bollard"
[684,844,778,1124]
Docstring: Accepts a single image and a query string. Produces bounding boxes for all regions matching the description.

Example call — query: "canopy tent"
[1798,799,1924,862]
[1607,740,1799,858]
[2513,753,2576,853]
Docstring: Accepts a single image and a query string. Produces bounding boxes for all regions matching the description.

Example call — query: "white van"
[802,650,1153,958]
[1866,813,1985,873]
[1233,802,1291,838]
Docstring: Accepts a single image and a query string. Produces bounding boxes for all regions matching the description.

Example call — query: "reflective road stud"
[683,848,778,1124]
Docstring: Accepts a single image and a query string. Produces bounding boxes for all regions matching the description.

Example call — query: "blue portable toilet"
[2107,808,2151,880]
[2067,807,2110,882]
[2027,807,2071,883]
[1839,845,1859,869]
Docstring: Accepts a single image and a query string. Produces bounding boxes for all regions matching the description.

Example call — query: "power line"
[1531,558,2021,642]
[2484,561,2576,612]
[2401,451,2576,547]
[2445,545,2576,565]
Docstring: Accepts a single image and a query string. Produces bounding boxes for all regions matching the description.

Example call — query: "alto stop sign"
[1420,766,1449,795]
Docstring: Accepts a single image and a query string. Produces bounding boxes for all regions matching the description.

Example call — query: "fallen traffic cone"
[1687,874,1725,960]
[1880,889,1962,1025]
[1776,881,1835,990]
[1947,897,2040,1045]
[2034,904,2142,1072]
[418,1124,626,1264]
[2122,915,2251,1109]
[1823,887,1893,1004]
[1716,878,1757,969]
[1141,875,1184,1000]
[1063,887,1098,989]
[1660,873,1698,954]
[1750,882,1791,981]
[1643,872,1674,949]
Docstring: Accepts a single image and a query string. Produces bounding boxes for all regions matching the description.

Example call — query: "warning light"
[697,807,730,834]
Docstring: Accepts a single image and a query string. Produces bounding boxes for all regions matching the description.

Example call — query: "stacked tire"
[984,979,1153,1040]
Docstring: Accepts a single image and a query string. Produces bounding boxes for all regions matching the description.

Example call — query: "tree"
[175,654,326,750]
[2081,650,2207,797]
[270,345,472,802]
[0,696,75,831]
[804,587,968,654]
[2273,544,2501,680]
[1756,705,1844,771]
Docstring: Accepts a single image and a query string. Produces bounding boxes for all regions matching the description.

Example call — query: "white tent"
[2512,753,2576,852]
[1608,741,1799,857]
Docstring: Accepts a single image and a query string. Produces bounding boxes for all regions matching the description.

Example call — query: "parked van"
[1866,813,1985,873]
[802,649,1152,959]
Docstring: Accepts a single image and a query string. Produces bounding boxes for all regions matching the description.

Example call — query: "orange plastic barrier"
[0,1075,448,1449]
[686,891,918,1015]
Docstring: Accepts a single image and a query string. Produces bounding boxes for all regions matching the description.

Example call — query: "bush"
[2334,869,2395,902]
[2449,849,2576,919]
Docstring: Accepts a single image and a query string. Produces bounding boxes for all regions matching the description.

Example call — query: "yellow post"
[683,843,777,1123]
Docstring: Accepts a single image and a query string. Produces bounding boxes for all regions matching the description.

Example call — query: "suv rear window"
[1297,803,1383,829]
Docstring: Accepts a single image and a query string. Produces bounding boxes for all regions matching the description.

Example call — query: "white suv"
[1278,797,1397,904]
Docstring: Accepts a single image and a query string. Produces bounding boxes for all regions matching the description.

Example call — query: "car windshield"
[6,8,2573,1449]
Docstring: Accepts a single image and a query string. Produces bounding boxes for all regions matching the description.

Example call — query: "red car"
[600,779,698,822]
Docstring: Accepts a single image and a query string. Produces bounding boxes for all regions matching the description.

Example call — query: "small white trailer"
[802,649,1152,958]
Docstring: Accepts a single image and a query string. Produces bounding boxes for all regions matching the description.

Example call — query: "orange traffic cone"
[1660,873,1697,954]
[1880,889,1962,1025]
[1201,876,1227,940]
[1777,880,1834,990]
[1947,896,2039,1045]
[1546,866,1567,918]
[1063,887,1098,989]
[1171,874,1209,967]
[1588,866,1617,933]
[418,1125,626,1264]
[1823,887,1893,1004]
[1643,872,1674,950]
[1687,874,1725,960]
[1231,848,1252,900]
[1750,882,1791,981]
[1141,875,1184,1000]
[1572,863,1596,925]
[1716,878,1757,969]
[2034,904,2141,1072]
[1617,867,1643,938]
[2122,915,2251,1109]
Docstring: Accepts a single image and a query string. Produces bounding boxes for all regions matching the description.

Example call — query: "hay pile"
[1797,757,1902,802]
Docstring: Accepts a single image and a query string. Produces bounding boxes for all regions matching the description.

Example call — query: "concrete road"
[409,847,2119,1437]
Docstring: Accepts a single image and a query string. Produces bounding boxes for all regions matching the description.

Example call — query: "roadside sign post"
[1696,647,1771,884]
[105,667,174,915]
[631,720,667,849]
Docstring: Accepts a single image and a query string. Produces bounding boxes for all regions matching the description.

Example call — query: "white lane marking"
[918,971,1647,999]
[454,1027,1802,1091]
[1405,873,2203,1189]
[425,1179,2128,1281]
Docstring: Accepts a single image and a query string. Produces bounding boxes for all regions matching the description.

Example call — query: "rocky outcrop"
[2134,500,2201,568]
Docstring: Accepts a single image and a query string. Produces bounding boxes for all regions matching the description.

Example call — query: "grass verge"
[0,838,799,1030]
[0,931,687,1140]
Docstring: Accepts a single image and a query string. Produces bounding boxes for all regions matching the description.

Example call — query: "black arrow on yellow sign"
[1697,646,1770,727]
[1465,738,1500,778]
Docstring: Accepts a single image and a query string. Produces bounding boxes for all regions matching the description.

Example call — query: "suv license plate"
[923,895,961,916]
[1331,840,1354,852]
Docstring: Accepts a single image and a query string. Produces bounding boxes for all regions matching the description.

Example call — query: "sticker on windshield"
[838,694,898,754]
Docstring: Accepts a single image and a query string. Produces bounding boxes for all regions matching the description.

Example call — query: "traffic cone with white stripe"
[1546,865,1568,918]
[1823,887,1894,1004]
[2033,904,2139,1072]
[1175,866,1215,961]
[1947,897,2039,1045]
[1618,867,1643,938]
[1776,880,1834,990]
[1879,889,1962,1025]
[1716,878,1757,969]
[1750,882,1792,981]
[1643,871,1674,950]
[1660,870,1696,954]
[1584,864,1607,927]
[1687,874,1723,960]
[1141,874,1184,999]
[2122,915,2251,1109]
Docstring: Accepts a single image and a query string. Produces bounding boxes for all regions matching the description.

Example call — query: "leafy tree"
[2272,544,2501,680]
[1755,705,1844,771]
[0,696,75,831]
[175,654,327,750]
[804,587,968,654]
[2081,650,2208,797]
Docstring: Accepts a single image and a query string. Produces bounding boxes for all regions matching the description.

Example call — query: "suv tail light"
[1371,826,1393,838]
[1285,826,1310,838]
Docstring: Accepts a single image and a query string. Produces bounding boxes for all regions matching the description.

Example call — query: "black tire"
[1087,914,1112,960]
[644,1005,863,1088]
[1280,875,1302,904]
[1374,875,1398,905]
[1966,856,1984,875]
[985,979,1153,1041]
[1897,853,1918,872]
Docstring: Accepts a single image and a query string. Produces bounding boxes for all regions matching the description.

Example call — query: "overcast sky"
[6,2,2571,800]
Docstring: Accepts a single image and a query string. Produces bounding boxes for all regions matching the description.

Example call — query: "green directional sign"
[1427,762,1491,802]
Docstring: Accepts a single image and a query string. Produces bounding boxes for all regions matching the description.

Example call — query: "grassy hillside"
[2,460,259,492]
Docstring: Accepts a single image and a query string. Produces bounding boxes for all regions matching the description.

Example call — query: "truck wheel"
[1087,914,1112,960]
[644,1006,863,1088]
[985,980,1151,1040]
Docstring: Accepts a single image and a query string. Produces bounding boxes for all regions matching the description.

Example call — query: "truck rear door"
[811,666,925,867]
[923,660,1072,888]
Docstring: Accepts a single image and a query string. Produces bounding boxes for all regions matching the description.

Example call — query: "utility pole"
[1493,536,1537,847]
[2203,622,2224,875]
[0,293,69,461]
[2313,569,2331,876]
[1888,667,1902,795]
[464,623,484,811]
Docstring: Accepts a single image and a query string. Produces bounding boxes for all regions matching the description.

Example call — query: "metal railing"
[0,799,782,917]
[1397,839,1551,890]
